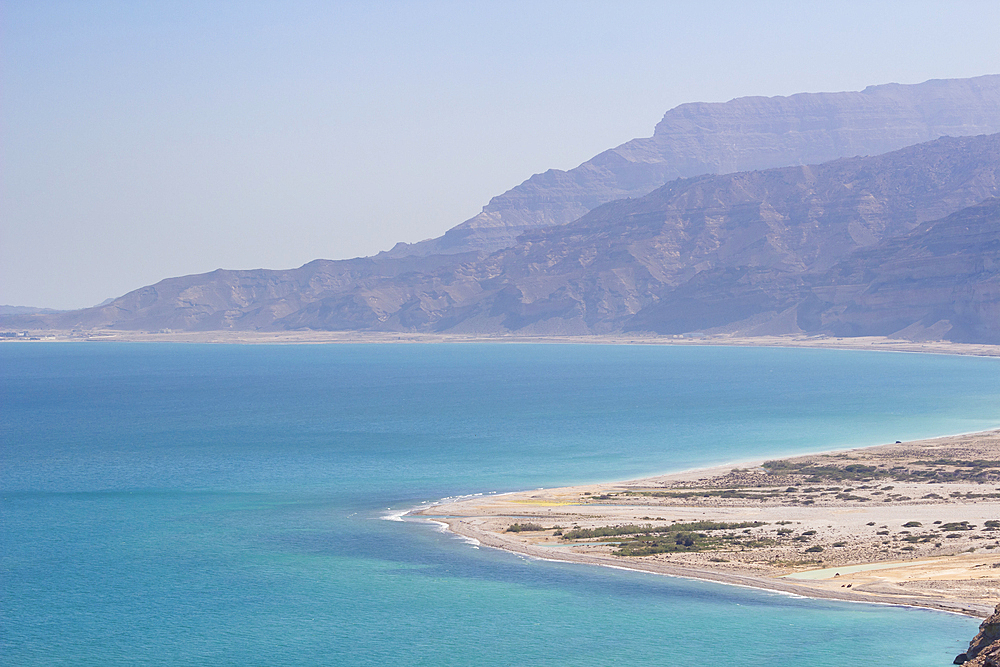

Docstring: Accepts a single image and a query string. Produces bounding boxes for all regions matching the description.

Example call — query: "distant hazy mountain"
[8,132,999,343]
[0,305,66,315]
[810,197,1000,343]
[385,74,1000,257]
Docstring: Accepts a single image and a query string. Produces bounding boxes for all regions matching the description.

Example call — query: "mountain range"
[5,76,1000,343]
[387,74,1000,257]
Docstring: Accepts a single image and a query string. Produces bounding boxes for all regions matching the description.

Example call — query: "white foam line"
[420,518,481,547]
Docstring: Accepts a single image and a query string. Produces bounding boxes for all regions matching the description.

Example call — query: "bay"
[2,343,998,665]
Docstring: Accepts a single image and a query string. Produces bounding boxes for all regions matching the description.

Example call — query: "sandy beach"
[412,430,1000,618]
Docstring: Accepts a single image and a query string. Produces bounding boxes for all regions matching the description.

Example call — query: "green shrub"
[560,524,653,540]
[506,522,545,533]
[940,522,973,532]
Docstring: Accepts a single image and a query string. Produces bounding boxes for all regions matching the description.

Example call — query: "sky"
[3,1,1000,310]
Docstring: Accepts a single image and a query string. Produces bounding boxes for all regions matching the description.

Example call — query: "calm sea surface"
[3,343,999,665]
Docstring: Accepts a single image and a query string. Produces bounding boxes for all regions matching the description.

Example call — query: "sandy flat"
[413,430,1000,618]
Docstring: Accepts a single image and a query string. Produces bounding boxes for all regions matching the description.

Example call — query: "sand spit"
[5,329,1000,357]
[413,430,1000,618]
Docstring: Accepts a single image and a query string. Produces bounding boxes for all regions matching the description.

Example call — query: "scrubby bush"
[506,523,545,533]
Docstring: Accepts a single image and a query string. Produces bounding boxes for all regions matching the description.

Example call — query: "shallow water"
[2,343,997,665]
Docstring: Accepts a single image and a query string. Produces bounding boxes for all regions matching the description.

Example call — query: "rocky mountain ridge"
[6,133,1000,342]
[387,74,1000,257]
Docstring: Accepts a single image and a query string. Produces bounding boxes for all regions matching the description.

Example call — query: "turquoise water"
[2,343,998,665]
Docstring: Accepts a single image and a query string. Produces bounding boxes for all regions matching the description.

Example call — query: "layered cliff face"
[9,133,999,342]
[387,75,1000,257]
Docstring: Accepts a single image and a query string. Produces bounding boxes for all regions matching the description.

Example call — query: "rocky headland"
[957,604,1000,665]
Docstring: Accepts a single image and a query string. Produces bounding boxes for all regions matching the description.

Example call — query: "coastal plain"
[7,329,1000,359]
[415,430,1000,618]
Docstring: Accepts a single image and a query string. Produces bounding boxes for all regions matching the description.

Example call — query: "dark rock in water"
[956,604,1000,666]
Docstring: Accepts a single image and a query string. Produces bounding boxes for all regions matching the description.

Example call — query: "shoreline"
[428,515,989,618]
[410,429,1000,619]
[3,329,1000,358]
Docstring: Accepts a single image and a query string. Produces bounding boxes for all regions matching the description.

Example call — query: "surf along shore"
[412,430,1000,618]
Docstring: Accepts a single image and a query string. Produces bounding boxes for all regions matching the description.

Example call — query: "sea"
[3,342,999,665]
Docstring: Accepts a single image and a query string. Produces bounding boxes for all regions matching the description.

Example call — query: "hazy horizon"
[4,1,1000,310]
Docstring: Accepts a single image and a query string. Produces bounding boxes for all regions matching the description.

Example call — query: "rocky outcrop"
[387,75,1000,257]
[955,604,1000,665]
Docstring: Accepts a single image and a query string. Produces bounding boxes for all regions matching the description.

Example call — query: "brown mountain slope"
[813,197,1000,343]
[441,133,1000,335]
[626,197,1000,340]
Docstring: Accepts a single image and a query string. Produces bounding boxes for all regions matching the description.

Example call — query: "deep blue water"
[2,343,998,665]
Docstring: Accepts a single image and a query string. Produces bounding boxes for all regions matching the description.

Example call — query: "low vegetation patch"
[557,521,769,557]
[762,460,878,482]
[560,520,766,542]
[761,458,1000,484]
[506,522,546,533]
[632,489,786,500]
[939,521,974,532]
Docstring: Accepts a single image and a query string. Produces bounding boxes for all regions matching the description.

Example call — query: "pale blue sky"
[4,0,1000,309]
